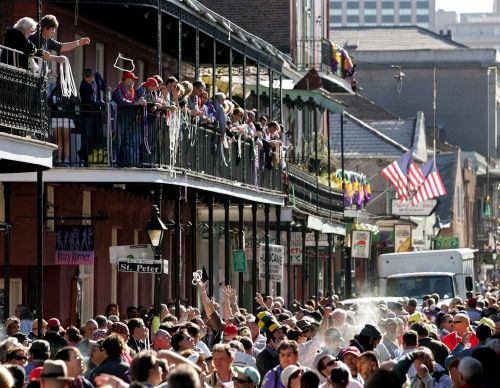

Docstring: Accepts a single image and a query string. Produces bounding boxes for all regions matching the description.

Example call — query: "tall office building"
[330,0,435,30]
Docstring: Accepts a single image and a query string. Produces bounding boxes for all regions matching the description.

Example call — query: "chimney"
[446,29,452,40]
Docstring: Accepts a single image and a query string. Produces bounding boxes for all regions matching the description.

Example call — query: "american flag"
[380,150,413,202]
[408,162,425,193]
[411,159,447,205]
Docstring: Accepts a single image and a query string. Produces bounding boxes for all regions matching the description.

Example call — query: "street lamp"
[432,215,441,250]
[146,205,167,330]
[492,250,498,284]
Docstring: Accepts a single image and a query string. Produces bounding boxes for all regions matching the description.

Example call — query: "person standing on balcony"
[29,15,90,63]
[1,17,53,70]
[49,74,79,166]
[80,68,106,165]
[112,71,146,166]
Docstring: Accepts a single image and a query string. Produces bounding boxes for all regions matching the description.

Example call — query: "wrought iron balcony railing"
[287,164,343,216]
[48,103,282,192]
[0,45,49,140]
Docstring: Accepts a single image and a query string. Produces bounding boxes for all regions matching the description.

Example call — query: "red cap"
[143,77,159,88]
[47,318,60,327]
[223,324,238,336]
[338,346,361,359]
[122,71,138,81]
[29,367,43,382]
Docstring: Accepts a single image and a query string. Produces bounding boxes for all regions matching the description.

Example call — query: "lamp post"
[146,205,167,326]
[432,216,441,250]
[492,251,498,284]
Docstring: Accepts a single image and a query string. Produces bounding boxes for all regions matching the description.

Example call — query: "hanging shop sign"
[392,198,437,216]
[259,243,284,282]
[233,250,247,272]
[55,225,95,265]
[351,230,371,259]
[108,244,154,264]
[394,224,412,252]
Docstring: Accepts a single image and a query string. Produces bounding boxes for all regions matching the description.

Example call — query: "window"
[382,15,394,22]
[331,1,342,9]
[399,15,412,23]
[347,15,359,23]
[364,1,377,9]
[365,15,377,22]
[347,1,359,9]
[387,275,454,300]
[365,8,377,15]
[96,43,104,76]
[399,1,412,9]
[417,14,429,22]
[417,0,429,9]
[330,15,342,23]
[382,1,395,8]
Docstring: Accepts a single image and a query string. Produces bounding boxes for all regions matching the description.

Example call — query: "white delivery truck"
[377,249,475,304]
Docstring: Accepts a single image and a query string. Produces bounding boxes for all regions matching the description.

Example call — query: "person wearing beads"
[29,15,90,62]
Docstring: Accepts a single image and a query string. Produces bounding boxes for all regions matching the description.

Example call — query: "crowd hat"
[338,346,361,360]
[233,366,260,385]
[475,317,494,330]
[35,360,74,382]
[143,77,159,88]
[360,323,383,339]
[280,365,301,386]
[408,312,424,325]
[47,318,61,328]
[255,311,281,335]
[223,324,238,337]
[122,71,138,81]
[331,366,349,384]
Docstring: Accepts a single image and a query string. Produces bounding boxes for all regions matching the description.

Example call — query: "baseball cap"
[280,365,301,386]
[223,324,238,337]
[47,318,60,327]
[122,71,138,81]
[338,346,361,360]
[330,366,349,384]
[234,366,261,385]
[143,77,159,88]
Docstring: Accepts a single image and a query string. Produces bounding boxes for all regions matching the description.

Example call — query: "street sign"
[233,250,247,272]
[391,199,437,216]
[117,258,168,274]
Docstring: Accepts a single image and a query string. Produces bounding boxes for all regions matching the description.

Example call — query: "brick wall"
[199,0,291,54]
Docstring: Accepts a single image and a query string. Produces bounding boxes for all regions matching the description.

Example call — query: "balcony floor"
[0,166,285,205]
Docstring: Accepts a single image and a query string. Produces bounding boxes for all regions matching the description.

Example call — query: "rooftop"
[331,26,467,51]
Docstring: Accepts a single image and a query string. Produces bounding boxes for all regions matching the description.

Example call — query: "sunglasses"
[14,355,27,361]
[319,358,337,370]
[453,320,464,324]
[233,377,252,384]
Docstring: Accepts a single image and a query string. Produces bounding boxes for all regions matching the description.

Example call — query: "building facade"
[329,0,435,30]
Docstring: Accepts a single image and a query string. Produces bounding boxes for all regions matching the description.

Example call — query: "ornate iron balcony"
[0,45,49,140]
[48,103,282,193]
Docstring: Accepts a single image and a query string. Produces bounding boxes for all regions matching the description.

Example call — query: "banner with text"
[259,243,284,282]
[55,225,95,265]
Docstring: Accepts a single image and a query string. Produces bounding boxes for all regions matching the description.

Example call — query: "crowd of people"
[0,282,499,388]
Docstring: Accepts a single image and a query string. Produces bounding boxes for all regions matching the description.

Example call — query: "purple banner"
[55,225,95,265]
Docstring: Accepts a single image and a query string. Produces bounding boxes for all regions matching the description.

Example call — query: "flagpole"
[433,67,436,163]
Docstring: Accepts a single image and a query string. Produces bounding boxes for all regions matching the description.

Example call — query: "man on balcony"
[111,71,146,166]
[29,15,90,61]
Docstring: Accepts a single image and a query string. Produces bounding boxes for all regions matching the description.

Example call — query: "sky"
[435,0,493,13]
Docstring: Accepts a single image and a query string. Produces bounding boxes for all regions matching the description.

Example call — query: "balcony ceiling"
[0,132,56,173]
